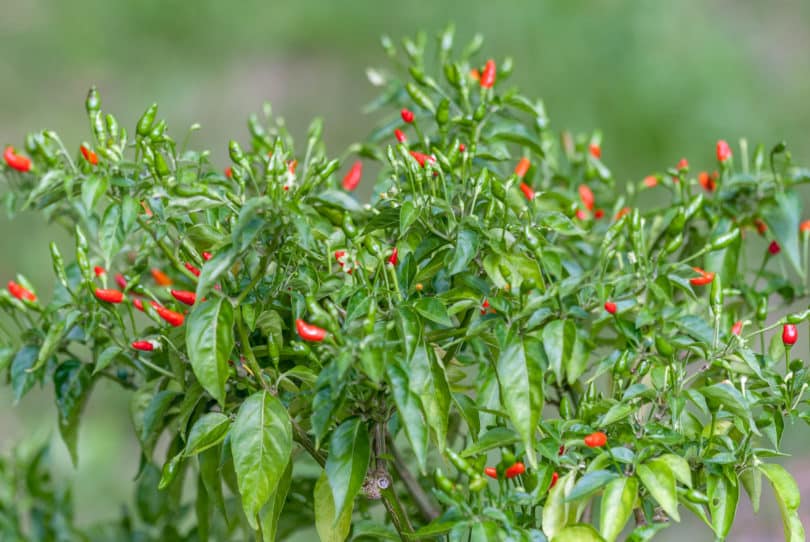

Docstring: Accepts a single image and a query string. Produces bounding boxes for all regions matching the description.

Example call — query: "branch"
[388,436,440,522]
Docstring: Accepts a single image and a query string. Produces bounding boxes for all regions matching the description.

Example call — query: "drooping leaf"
[53,360,94,466]
[707,472,738,540]
[315,472,353,542]
[325,418,370,522]
[186,297,235,406]
[637,461,680,522]
[759,463,804,542]
[599,476,638,542]
[184,412,231,456]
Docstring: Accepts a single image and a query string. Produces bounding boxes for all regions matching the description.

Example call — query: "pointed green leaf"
[637,461,680,522]
[186,297,234,405]
[386,362,428,473]
[707,473,738,540]
[326,418,370,522]
[260,460,292,542]
[566,470,619,502]
[53,360,94,466]
[184,412,231,456]
[551,524,605,542]
[315,472,352,542]
[759,463,804,542]
[762,191,803,276]
[447,228,479,276]
[600,476,638,542]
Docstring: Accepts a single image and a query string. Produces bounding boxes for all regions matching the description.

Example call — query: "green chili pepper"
[49,242,69,289]
[473,102,487,122]
[756,297,768,322]
[786,309,810,324]
[136,103,158,138]
[684,194,704,222]
[85,86,100,115]
[436,98,450,126]
[711,275,723,308]
[155,152,170,178]
[92,111,106,143]
[708,229,740,251]
[434,470,456,494]
[229,140,245,164]
[105,114,120,142]
[406,82,435,112]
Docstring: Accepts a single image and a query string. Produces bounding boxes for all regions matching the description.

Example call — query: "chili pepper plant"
[1,26,809,542]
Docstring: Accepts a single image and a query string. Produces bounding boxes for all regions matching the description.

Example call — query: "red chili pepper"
[514,157,531,178]
[782,324,798,346]
[614,207,631,220]
[131,340,156,352]
[388,247,398,266]
[549,471,559,490]
[224,166,233,178]
[151,268,173,286]
[583,431,607,448]
[80,145,99,165]
[401,108,414,123]
[184,262,201,277]
[504,462,525,479]
[800,220,810,234]
[575,209,589,221]
[7,280,36,302]
[676,158,689,170]
[594,209,605,219]
[394,129,407,143]
[93,266,105,277]
[480,298,490,315]
[296,318,327,342]
[342,160,362,191]
[643,175,658,188]
[690,267,715,286]
[141,200,153,217]
[409,150,435,168]
[3,146,31,172]
[202,251,213,261]
[458,143,466,153]
[132,298,145,312]
[604,301,617,315]
[150,300,161,310]
[578,184,595,211]
[558,445,565,456]
[698,171,716,192]
[171,289,197,306]
[156,305,184,327]
[484,467,498,479]
[469,68,480,81]
[768,241,781,255]
[115,273,128,290]
[95,288,124,303]
[287,160,298,174]
[731,320,743,336]
[588,143,601,159]
[755,219,768,235]
[335,249,346,263]
[716,140,732,162]
[480,59,496,88]
[519,182,535,201]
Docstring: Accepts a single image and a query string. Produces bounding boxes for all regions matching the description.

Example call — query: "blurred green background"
[2,1,809,539]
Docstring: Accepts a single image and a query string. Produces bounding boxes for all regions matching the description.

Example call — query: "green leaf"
[408,344,451,449]
[637,461,680,522]
[414,297,453,327]
[762,191,803,277]
[199,446,227,523]
[542,319,581,385]
[260,460,292,542]
[230,391,292,529]
[460,427,519,458]
[185,297,234,406]
[400,200,420,236]
[653,454,692,488]
[739,468,762,514]
[701,382,759,434]
[99,203,124,265]
[93,345,123,375]
[599,476,638,542]
[707,473,738,540]
[136,463,168,523]
[759,464,805,542]
[232,196,269,251]
[447,228,479,276]
[196,244,238,300]
[11,345,39,403]
[543,471,577,539]
[386,362,428,473]
[495,330,542,468]
[139,389,179,458]
[184,412,231,456]
[53,360,93,466]
[30,321,66,373]
[315,472,352,542]
[566,470,619,502]
[326,418,371,522]
[551,524,605,542]
[599,403,634,427]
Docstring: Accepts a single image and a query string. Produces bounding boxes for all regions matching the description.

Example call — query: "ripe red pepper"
[388,247,399,266]
[401,108,414,123]
[731,320,743,336]
[394,129,407,143]
[698,171,716,192]
[132,298,145,312]
[614,207,631,220]
[409,150,435,168]
[504,462,525,479]
[469,68,480,81]
[594,209,605,219]
[151,268,173,286]
[224,166,233,178]
[583,431,607,448]
[514,157,530,178]
[716,139,732,162]
[458,143,466,153]
[690,267,715,286]
[156,305,184,327]
[171,289,197,306]
[676,158,689,170]
[131,340,156,352]
[287,159,298,174]
[342,160,362,191]
[80,145,99,165]
[93,266,105,277]
[801,220,810,234]
[604,301,617,315]
[519,182,535,201]
[575,209,589,221]
[115,273,128,290]
[3,146,31,172]
[782,324,798,346]
[578,184,595,211]
[480,59,496,88]
[202,251,213,261]
[768,241,781,255]
[296,318,327,342]
[643,175,658,188]
[480,298,491,315]
[755,219,768,235]
[335,249,346,265]
[95,288,124,303]
[184,262,201,277]
[549,471,559,490]
[588,143,601,159]
[7,280,36,302]
[484,467,498,479]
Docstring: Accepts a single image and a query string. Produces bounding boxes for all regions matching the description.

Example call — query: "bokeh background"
[2,1,809,540]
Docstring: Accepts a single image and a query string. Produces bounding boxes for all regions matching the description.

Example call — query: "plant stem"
[388,436,440,522]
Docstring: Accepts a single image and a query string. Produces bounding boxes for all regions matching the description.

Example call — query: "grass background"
[1,1,809,539]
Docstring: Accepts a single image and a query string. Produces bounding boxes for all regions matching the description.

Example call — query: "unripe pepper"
[342,160,362,191]
[296,318,327,342]
[708,229,740,251]
[480,59,496,88]
[3,146,31,172]
[95,288,124,303]
[782,324,798,346]
[583,431,607,448]
[136,103,158,138]
[85,86,101,115]
[786,309,810,324]
[131,340,156,352]
[171,290,197,306]
[156,305,184,327]
[756,297,768,322]
[504,462,525,479]
[7,280,36,302]
[80,145,99,165]
[436,98,450,125]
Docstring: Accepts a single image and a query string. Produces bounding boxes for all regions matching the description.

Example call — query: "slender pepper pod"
[202,252,213,261]
[93,266,105,277]
[731,321,743,336]
[131,340,156,352]
[342,160,363,191]
[690,267,715,286]
[484,467,498,479]
[409,151,435,168]
[708,229,740,251]
[7,280,36,302]
[136,103,158,138]
[156,305,184,327]
[171,289,197,306]
[519,182,535,201]
[95,288,124,303]
[549,472,559,490]
[80,145,99,165]
[588,143,601,159]
[132,298,145,312]
[296,318,327,342]
[514,157,530,178]
[401,108,414,123]
[584,431,608,448]
[151,268,173,286]
[604,301,617,315]
[801,220,810,234]
[504,462,525,479]
[578,184,595,211]
[782,324,798,346]
[394,129,407,143]
[716,139,732,162]
[4,146,32,172]
[480,59,496,88]
[388,247,398,266]
[85,86,101,115]
[115,274,128,290]
[184,262,201,277]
